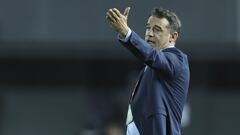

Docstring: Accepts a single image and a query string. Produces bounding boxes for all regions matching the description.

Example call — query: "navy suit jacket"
[119,31,190,135]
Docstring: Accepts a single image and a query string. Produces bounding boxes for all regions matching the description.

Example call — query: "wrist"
[119,27,129,39]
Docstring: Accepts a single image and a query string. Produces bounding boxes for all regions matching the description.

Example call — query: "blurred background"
[0,0,240,135]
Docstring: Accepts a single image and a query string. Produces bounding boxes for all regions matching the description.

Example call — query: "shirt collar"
[160,42,175,51]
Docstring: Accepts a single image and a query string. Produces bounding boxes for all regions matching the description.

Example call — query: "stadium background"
[0,0,240,134]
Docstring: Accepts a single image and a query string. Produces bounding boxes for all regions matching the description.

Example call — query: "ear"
[169,32,178,43]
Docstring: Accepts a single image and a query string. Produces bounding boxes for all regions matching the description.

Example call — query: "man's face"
[145,16,172,50]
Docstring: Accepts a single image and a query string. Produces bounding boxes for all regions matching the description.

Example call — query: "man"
[106,7,190,135]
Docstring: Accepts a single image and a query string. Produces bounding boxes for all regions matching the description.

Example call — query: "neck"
[159,42,175,50]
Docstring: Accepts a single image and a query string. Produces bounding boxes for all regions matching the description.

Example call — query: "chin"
[149,43,155,48]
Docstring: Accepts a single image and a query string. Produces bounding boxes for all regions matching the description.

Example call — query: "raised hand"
[106,7,131,38]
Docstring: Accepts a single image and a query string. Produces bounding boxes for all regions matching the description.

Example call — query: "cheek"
[159,34,170,41]
[157,35,166,42]
[156,37,169,45]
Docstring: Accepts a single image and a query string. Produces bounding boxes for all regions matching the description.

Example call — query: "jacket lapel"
[129,67,146,102]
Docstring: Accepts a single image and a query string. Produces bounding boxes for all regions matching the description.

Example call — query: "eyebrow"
[154,25,162,30]
[146,23,163,29]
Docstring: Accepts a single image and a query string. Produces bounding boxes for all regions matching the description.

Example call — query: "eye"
[146,26,151,30]
[153,27,162,32]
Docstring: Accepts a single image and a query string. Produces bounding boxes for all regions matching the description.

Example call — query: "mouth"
[146,40,155,47]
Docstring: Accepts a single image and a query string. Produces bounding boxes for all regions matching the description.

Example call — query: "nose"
[146,29,154,37]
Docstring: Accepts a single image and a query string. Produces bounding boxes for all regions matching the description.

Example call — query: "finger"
[106,15,112,22]
[112,8,122,18]
[106,11,116,22]
[109,9,119,21]
[123,7,131,17]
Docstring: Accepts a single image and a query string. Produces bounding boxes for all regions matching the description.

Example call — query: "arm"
[106,7,182,78]
[120,31,182,78]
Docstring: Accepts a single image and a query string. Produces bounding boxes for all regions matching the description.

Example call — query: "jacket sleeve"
[119,31,182,78]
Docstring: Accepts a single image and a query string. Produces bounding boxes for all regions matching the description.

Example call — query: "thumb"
[123,7,131,17]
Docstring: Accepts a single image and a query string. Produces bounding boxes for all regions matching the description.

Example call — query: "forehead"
[146,16,169,28]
